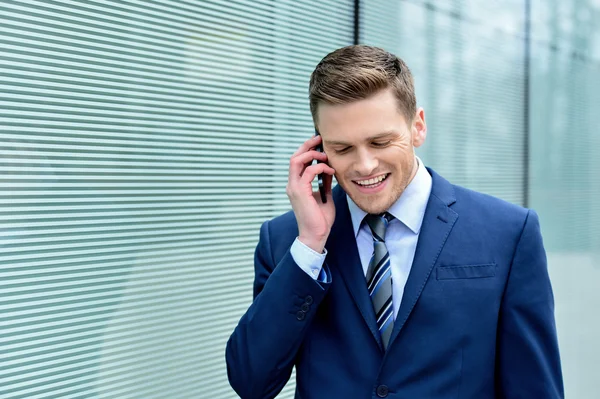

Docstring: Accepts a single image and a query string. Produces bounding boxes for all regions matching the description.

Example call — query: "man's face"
[318,88,427,214]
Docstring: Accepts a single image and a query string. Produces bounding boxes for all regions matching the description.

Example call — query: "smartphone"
[314,128,327,203]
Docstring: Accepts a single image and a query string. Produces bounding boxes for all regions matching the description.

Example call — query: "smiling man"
[226,45,563,399]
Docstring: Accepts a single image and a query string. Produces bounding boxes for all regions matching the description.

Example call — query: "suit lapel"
[328,186,383,350]
[387,168,458,348]
[327,169,458,351]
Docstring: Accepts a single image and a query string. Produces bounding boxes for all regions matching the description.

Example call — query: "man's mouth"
[353,173,389,189]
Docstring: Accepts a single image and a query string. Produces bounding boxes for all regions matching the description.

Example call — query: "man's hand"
[286,135,336,253]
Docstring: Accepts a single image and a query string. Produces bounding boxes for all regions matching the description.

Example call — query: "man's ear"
[412,107,427,148]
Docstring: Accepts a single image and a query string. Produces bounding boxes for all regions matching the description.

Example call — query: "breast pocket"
[436,263,496,280]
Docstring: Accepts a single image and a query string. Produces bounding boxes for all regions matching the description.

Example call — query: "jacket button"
[376,385,389,397]
[296,311,305,321]
[304,295,313,305]
[301,303,310,312]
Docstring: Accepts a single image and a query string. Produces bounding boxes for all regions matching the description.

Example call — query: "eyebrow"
[324,131,398,146]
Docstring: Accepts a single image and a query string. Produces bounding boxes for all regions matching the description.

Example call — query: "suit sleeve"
[496,210,564,398]
[225,220,332,399]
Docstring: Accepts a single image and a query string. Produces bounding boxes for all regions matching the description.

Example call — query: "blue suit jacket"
[226,168,563,399]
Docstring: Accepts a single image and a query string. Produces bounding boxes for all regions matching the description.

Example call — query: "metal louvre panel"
[362,0,526,205]
[0,0,353,398]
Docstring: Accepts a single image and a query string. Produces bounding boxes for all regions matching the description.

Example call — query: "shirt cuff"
[290,237,327,281]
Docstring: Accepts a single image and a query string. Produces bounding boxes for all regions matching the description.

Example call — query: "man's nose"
[354,149,378,176]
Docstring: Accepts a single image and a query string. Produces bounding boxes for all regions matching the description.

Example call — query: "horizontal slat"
[0,66,313,106]
[1,1,351,47]
[2,293,249,337]
[1,294,249,345]
[0,239,256,267]
[4,354,224,399]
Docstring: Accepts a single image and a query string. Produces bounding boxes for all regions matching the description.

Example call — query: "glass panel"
[362,0,526,205]
[530,0,600,396]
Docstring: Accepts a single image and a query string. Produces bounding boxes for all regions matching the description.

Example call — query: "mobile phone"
[314,129,327,203]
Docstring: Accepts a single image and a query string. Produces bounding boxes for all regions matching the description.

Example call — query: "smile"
[353,173,389,188]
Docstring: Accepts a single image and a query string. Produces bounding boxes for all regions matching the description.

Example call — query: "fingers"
[291,135,322,158]
[300,163,335,186]
[289,150,328,178]
[288,135,335,196]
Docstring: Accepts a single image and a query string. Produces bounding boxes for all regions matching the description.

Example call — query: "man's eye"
[372,141,391,147]
[334,147,351,154]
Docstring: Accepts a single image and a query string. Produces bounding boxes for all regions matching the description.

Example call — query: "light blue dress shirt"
[290,157,432,318]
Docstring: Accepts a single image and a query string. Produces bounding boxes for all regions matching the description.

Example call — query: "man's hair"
[309,45,416,126]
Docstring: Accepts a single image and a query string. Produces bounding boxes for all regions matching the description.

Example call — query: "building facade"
[1,0,599,397]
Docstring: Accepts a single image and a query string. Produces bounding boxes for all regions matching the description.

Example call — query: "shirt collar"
[347,156,432,237]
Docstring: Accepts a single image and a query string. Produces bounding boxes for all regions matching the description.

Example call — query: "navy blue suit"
[226,168,563,398]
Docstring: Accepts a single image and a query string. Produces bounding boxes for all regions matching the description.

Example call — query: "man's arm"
[226,134,336,398]
[225,221,331,399]
[496,210,564,397]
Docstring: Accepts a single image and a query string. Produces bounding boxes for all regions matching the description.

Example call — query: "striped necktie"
[365,212,394,350]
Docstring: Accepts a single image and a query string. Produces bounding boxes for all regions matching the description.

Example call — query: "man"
[226,45,563,398]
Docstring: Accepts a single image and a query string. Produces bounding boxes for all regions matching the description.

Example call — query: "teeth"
[356,174,387,186]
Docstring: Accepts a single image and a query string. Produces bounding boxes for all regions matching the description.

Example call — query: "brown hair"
[309,45,416,126]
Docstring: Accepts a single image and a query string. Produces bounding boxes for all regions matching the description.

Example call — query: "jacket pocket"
[436,263,496,280]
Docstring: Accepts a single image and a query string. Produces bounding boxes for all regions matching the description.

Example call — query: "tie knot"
[365,212,394,242]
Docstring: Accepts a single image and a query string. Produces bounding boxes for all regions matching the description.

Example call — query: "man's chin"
[338,180,397,214]
[348,192,392,215]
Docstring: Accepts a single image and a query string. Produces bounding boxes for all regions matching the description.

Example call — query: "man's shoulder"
[450,182,531,231]
[452,183,525,210]
[429,167,529,221]
[266,209,298,230]
[259,210,299,250]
